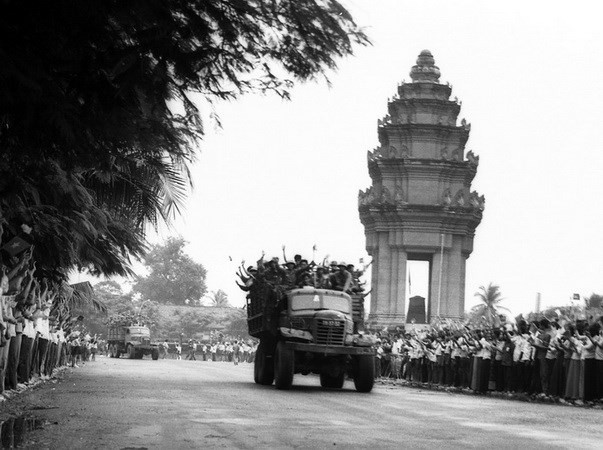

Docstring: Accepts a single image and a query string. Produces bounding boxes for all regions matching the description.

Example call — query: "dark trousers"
[530,358,544,394]
[520,361,533,393]
[28,336,38,379]
[45,342,58,376]
[455,357,470,388]
[478,358,490,393]
[583,359,597,401]
[17,335,34,383]
[442,354,454,386]
[6,333,22,390]
[34,338,49,376]
[596,360,603,400]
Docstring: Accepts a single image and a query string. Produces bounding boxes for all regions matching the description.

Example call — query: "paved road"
[3,357,603,449]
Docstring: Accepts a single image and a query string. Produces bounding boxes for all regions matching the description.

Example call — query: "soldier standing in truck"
[329,263,352,293]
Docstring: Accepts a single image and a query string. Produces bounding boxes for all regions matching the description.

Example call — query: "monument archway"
[358,50,484,328]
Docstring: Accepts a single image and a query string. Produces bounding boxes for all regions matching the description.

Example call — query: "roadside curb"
[0,366,71,404]
[376,378,603,409]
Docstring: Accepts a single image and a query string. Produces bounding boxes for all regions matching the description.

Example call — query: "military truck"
[107,324,160,360]
[247,284,376,392]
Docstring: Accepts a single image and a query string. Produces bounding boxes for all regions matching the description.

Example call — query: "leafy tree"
[134,237,207,305]
[207,289,230,307]
[70,280,129,336]
[586,293,603,309]
[468,283,510,328]
[0,0,368,282]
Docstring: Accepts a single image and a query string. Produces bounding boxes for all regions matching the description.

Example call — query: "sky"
[130,0,602,317]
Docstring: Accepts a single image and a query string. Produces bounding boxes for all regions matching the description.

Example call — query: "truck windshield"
[290,294,350,313]
[129,327,150,336]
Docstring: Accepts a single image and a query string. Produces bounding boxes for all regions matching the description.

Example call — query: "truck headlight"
[279,327,313,342]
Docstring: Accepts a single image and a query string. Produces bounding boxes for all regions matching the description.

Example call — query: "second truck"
[107,324,160,360]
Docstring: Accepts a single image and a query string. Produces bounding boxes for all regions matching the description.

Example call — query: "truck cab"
[252,287,375,392]
[107,324,159,360]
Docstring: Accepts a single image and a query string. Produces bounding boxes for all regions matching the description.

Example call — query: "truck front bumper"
[286,342,375,356]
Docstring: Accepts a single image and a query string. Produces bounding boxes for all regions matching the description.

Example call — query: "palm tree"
[469,283,510,327]
[207,290,230,308]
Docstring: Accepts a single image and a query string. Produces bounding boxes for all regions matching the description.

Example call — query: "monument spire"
[359,50,484,327]
[409,49,441,83]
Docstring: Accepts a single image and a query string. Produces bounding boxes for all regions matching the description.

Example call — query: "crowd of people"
[4,238,603,410]
[372,314,603,405]
[236,248,369,294]
[0,245,103,394]
[158,338,257,364]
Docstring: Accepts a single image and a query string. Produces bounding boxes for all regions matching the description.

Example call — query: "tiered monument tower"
[358,50,484,327]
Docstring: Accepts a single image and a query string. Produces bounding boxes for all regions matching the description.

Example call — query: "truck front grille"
[315,319,345,346]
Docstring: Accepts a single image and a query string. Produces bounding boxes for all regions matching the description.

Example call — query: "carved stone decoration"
[390,146,401,158]
[394,181,406,204]
[437,111,445,125]
[400,144,410,158]
[466,150,479,166]
[366,186,375,204]
[442,188,452,206]
[407,104,415,124]
[454,189,465,206]
[358,189,366,207]
[478,195,486,210]
[469,191,480,208]
[379,186,393,204]
[440,147,449,160]
[451,147,462,161]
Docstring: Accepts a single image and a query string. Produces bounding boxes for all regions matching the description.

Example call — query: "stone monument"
[358,50,484,328]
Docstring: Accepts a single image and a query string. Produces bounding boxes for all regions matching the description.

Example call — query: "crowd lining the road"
[0,249,100,396]
[372,315,603,405]
[155,339,257,364]
[4,245,602,409]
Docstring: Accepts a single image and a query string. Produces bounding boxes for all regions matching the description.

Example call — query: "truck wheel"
[152,349,159,360]
[320,371,345,389]
[111,345,118,358]
[128,344,136,359]
[255,340,274,385]
[274,341,294,390]
[353,355,375,393]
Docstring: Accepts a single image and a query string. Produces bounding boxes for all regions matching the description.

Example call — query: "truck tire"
[111,344,118,358]
[128,344,136,359]
[274,341,294,390]
[152,349,159,360]
[353,355,375,393]
[254,340,274,385]
[320,371,345,389]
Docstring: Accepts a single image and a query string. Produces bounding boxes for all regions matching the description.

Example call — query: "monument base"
[366,313,407,330]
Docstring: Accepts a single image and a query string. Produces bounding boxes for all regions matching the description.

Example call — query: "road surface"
[1,357,602,449]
